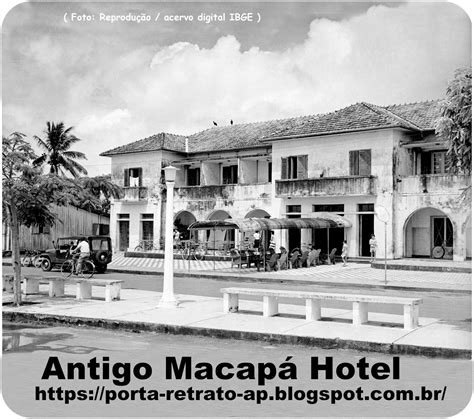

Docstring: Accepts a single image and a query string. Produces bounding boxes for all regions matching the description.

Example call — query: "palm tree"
[33,122,88,177]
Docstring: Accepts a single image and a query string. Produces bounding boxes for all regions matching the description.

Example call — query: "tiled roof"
[101,100,442,156]
[100,132,187,156]
[264,101,442,141]
[384,100,442,130]
[186,119,301,153]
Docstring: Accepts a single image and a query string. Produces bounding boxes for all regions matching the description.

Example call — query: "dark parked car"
[40,236,113,273]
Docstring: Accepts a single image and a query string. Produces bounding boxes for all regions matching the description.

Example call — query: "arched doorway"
[404,207,453,259]
[174,211,197,241]
[207,210,234,249]
[244,209,271,249]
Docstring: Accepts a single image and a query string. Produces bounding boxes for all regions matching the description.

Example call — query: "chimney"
[185,137,189,153]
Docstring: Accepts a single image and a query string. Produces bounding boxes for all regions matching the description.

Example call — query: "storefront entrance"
[405,207,453,259]
[358,204,374,256]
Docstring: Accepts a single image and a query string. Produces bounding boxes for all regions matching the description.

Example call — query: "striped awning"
[188,212,351,232]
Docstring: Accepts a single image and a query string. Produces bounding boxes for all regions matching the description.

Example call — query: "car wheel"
[41,258,53,271]
[96,250,109,264]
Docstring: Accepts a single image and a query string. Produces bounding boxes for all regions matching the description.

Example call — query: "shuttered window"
[281,155,308,179]
[349,150,371,175]
[124,168,143,187]
[222,165,238,184]
[187,167,201,186]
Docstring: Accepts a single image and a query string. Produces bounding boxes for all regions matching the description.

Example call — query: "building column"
[155,199,163,250]
[453,220,466,261]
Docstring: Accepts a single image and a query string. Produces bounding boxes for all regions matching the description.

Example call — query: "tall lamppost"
[159,165,179,307]
[375,205,390,286]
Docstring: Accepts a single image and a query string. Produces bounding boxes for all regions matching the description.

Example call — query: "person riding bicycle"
[72,237,90,274]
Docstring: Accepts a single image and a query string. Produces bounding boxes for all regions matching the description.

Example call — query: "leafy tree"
[3,133,56,304]
[436,67,472,174]
[2,133,88,305]
[79,175,123,214]
[33,121,88,177]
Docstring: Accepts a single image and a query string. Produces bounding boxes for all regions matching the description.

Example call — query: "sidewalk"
[3,285,470,359]
[106,254,472,293]
[372,258,471,273]
[3,255,471,293]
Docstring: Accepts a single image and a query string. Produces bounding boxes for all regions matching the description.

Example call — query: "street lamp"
[159,165,179,307]
[375,205,390,285]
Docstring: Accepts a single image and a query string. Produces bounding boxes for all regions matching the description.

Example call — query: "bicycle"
[21,249,44,268]
[134,239,159,252]
[178,240,208,261]
[61,256,95,279]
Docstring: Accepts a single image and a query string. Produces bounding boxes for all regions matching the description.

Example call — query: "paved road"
[5,266,471,324]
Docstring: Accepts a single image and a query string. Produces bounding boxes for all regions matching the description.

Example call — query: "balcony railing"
[398,174,470,195]
[122,186,148,200]
[275,176,376,197]
[175,183,272,201]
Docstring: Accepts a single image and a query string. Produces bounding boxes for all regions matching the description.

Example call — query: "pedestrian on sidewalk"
[369,234,377,263]
[341,240,348,266]
[253,230,260,249]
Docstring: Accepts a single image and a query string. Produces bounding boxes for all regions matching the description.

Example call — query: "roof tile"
[101,100,442,156]
[100,132,186,156]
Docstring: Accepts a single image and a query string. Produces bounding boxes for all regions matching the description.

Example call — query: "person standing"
[253,230,261,249]
[269,232,276,251]
[73,237,90,274]
[369,234,377,263]
[341,240,348,267]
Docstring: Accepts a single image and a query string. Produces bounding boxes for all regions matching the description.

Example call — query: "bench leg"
[263,296,278,317]
[353,302,368,325]
[22,278,40,295]
[306,299,322,321]
[3,277,14,293]
[223,293,239,313]
[77,282,92,300]
[105,284,121,302]
[404,304,419,330]
[49,281,65,298]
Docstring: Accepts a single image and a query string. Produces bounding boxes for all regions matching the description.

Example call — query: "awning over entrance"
[188,212,351,232]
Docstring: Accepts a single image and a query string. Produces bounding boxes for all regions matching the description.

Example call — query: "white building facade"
[101,101,471,261]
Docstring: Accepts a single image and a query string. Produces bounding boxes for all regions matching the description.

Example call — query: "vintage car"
[40,236,113,273]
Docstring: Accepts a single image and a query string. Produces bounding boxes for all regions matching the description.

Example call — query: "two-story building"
[101,100,471,261]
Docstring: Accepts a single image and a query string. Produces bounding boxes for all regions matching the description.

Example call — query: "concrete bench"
[75,279,124,302]
[3,274,14,292]
[42,276,67,297]
[221,287,422,330]
[23,275,43,295]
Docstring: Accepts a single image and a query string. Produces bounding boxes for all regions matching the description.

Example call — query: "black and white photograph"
[1,0,472,417]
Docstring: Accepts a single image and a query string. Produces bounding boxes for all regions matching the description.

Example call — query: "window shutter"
[196,168,201,186]
[124,169,130,187]
[137,168,143,187]
[281,157,288,179]
[297,155,308,179]
[349,151,358,175]
[232,165,238,183]
[359,150,371,175]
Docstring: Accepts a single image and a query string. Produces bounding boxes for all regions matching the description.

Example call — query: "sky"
[1,1,472,176]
